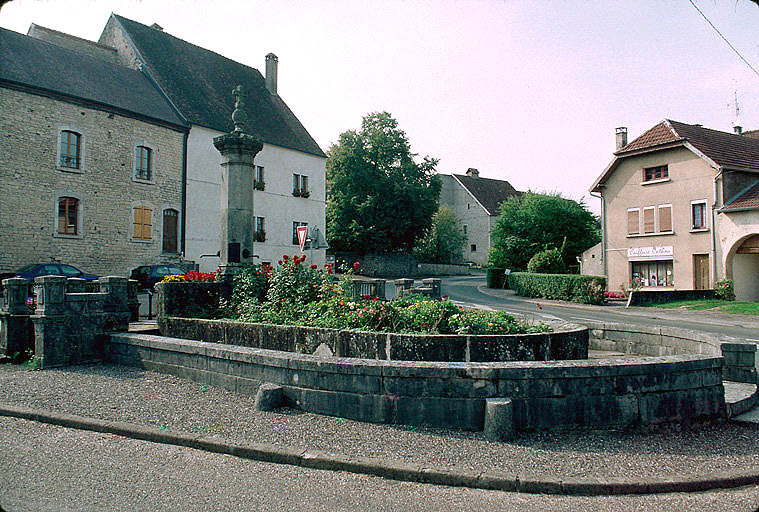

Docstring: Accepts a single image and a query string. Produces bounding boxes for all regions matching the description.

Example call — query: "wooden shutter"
[134,207,152,240]
[658,205,672,232]
[643,208,655,234]
[627,210,639,235]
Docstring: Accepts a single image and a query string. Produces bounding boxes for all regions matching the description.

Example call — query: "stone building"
[0,27,188,276]
[98,14,328,271]
[591,120,759,301]
[438,169,520,265]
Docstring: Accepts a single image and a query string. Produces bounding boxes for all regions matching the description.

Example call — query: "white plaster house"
[591,121,759,301]
[99,15,327,271]
[438,169,520,266]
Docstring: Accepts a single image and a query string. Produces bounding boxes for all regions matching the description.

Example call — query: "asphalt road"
[441,276,759,340]
[2,417,758,512]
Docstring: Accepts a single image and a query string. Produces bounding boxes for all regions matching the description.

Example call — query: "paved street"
[441,276,759,340]
[1,417,758,512]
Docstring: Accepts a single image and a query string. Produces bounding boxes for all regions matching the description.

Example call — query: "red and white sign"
[297,225,308,252]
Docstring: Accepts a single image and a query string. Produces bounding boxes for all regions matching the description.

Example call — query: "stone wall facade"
[439,174,493,266]
[0,87,186,276]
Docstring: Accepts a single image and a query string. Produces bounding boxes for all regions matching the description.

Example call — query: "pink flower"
[353,262,360,271]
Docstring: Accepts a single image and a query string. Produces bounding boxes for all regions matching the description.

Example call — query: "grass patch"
[645,299,759,315]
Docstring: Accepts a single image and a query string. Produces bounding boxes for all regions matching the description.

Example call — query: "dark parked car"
[130,265,186,290]
[0,263,99,282]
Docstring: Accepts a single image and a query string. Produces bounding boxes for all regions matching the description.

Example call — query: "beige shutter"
[627,210,639,235]
[658,205,672,232]
[134,207,152,239]
[643,208,655,233]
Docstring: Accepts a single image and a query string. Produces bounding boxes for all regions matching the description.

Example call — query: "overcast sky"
[3,0,759,214]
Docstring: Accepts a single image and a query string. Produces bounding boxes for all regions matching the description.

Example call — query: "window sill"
[640,178,670,186]
[131,238,153,244]
[53,232,82,240]
[56,166,84,174]
[627,231,674,238]
[689,228,709,233]
[132,177,156,185]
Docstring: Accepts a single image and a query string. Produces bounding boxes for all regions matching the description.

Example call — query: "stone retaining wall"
[106,333,725,432]
[158,316,588,362]
[586,320,758,384]
[417,263,470,276]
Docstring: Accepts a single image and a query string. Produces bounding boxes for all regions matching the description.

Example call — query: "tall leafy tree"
[488,192,600,271]
[326,112,441,253]
[413,207,466,264]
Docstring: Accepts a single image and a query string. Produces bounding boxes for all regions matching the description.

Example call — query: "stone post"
[3,277,29,315]
[394,278,413,298]
[1,278,33,357]
[127,279,140,321]
[422,278,442,299]
[372,279,387,300]
[34,275,66,316]
[66,277,86,293]
[213,85,263,279]
[99,276,129,332]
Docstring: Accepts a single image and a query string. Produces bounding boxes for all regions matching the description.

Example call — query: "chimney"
[465,168,479,178]
[150,23,163,31]
[265,53,278,95]
[615,127,628,150]
[734,125,743,135]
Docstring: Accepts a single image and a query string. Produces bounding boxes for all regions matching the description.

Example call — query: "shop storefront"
[628,246,674,288]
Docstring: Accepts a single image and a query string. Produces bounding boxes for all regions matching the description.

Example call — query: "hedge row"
[507,272,607,305]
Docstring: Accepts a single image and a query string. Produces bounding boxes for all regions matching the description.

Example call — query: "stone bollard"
[422,278,442,299]
[66,277,87,293]
[254,383,284,411]
[394,278,413,298]
[483,398,515,441]
[99,276,129,331]
[127,279,140,321]
[34,275,67,316]
[372,279,387,300]
[2,277,29,315]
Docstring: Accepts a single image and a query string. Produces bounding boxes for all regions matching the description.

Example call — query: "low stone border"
[106,333,725,432]
[158,316,589,362]
[2,403,758,496]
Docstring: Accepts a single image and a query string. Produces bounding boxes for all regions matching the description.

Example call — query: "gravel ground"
[1,363,758,482]
[2,418,759,512]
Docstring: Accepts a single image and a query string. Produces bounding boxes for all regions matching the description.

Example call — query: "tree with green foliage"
[326,112,441,254]
[413,207,466,264]
[527,247,566,274]
[488,192,600,272]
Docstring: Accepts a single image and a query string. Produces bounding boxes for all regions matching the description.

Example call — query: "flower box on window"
[254,180,265,191]
[255,229,266,242]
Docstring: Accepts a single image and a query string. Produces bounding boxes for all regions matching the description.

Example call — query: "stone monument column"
[213,85,263,278]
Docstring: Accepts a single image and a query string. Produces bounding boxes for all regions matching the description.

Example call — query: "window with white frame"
[691,200,708,230]
[254,166,265,190]
[627,208,640,235]
[292,173,309,197]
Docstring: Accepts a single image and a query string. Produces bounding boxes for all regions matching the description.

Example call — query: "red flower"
[283,255,289,261]
[310,264,317,269]
[278,260,283,266]
[353,262,360,271]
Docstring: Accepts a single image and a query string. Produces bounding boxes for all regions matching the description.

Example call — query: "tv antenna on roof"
[730,86,743,134]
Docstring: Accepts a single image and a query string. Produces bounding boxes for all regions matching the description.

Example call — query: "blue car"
[1,263,99,282]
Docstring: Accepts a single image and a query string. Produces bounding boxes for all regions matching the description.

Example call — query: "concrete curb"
[2,403,759,496]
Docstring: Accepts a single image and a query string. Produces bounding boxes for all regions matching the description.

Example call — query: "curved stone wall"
[106,333,724,433]
[158,316,588,362]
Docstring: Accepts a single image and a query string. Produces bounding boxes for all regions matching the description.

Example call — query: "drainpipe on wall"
[711,172,721,284]
[590,189,606,278]
[181,131,188,256]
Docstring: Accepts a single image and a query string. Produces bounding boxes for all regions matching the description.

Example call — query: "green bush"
[527,248,566,274]
[508,272,606,305]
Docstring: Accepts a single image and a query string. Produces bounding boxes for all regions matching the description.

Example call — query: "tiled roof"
[0,27,185,128]
[723,181,759,211]
[110,15,325,157]
[453,174,520,215]
[615,122,683,153]
[617,119,759,170]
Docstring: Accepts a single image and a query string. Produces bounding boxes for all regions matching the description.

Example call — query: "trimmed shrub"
[714,279,735,301]
[508,272,606,305]
[527,248,566,274]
